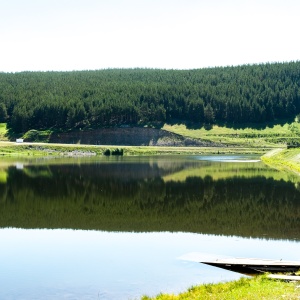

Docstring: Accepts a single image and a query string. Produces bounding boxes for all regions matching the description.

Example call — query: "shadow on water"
[0,156,300,240]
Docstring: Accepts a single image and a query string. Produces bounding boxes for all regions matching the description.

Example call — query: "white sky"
[0,0,299,72]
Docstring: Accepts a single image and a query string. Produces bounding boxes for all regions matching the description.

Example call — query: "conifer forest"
[0,61,299,133]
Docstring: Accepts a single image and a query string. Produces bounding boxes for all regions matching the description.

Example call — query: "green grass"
[262,148,300,175]
[0,142,267,157]
[0,123,8,140]
[163,121,300,148]
[142,275,300,300]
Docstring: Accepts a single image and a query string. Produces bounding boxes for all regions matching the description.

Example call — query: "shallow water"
[1,229,299,300]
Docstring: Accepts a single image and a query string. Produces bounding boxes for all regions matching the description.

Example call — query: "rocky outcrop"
[49,127,221,147]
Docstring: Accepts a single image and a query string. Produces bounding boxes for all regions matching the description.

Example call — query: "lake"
[0,155,300,299]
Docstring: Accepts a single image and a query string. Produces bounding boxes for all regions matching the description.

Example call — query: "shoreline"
[141,275,300,299]
[3,141,300,176]
[1,141,300,179]
[0,141,269,157]
[261,148,300,177]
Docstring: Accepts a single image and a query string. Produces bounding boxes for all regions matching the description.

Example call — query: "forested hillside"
[0,61,299,133]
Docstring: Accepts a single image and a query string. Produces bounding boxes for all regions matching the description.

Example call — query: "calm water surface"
[0,155,299,299]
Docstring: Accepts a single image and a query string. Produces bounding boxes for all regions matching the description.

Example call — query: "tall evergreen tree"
[0,103,8,122]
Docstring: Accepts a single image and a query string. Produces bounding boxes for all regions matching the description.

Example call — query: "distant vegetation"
[0,61,300,134]
[163,122,300,148]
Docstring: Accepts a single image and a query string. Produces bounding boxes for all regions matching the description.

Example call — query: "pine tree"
[204,103,215,124]
[0,103,8,122]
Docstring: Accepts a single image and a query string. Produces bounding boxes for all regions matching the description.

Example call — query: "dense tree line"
[0,61,300,133]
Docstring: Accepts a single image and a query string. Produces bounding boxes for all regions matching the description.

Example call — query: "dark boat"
[200,257,300,275]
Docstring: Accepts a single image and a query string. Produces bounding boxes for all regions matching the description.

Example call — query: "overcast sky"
[0,0,299,72]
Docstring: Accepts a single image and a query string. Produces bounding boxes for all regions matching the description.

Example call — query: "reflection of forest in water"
[0,158,300,240]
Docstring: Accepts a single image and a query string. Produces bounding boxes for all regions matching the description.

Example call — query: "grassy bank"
[2,121,300,156]
[163,121,300,148]
[0,141,267,157]
[0,122,273,156]
[142,275,300,300]
[3,121,300,148]
[262,148,300,175]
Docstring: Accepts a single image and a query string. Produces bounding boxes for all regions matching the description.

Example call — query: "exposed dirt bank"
[47,127,222,147]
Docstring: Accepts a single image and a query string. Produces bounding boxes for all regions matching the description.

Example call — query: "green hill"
[0,61,300,135]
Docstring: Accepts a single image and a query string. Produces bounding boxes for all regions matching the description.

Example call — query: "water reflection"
[0,169,7,183]
[0,156,300,239]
